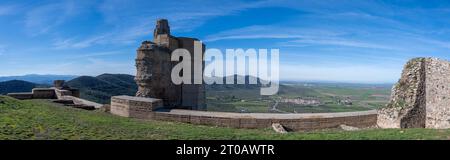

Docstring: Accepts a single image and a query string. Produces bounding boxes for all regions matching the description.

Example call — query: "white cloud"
[204,25,344,42]
[71,0,275,46]
[64,51,126,59]
[24,1,82,36]
[282,38,398,50]
[52,34,110,49]
[204,24,398,50]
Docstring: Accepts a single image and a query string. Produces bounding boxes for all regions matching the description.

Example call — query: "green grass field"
[1,96,449,140]
[207,83,392,113]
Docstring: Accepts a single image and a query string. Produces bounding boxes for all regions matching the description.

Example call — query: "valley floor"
[0,96,449,140]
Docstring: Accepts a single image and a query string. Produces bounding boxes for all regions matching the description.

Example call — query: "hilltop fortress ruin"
[6,19,450,131]
[109,19,378,131]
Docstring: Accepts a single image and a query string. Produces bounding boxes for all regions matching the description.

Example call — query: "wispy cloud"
[204,24,398,50]
[4,0,450,83]
[79,0,275,45]
[282,38,398,50]
[24,1,83,36]
[52,34,110,49]
[64,51,126,60]
[204,25,344,42]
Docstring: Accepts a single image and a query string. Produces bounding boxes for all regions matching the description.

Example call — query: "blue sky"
[1,0,450,83]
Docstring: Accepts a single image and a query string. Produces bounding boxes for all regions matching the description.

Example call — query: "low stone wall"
[7,87,102,109]
[59,96,103,109]
[8,88,56,99]
[110,95,377,131]
[54,88,81,99]
[7,92,33,100]
[110,96,163,118]
[151,110,377,131]
[31,88,56,99]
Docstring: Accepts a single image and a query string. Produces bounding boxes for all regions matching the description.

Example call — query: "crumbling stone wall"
[378,58,450,129]
[135,41,178,106]
[424,58,450,128]
[135,19,206,110]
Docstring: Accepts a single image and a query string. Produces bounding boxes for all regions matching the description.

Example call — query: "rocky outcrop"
[378,58,450,129]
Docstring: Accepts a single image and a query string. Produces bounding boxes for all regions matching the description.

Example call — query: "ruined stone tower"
[378,57,450,129]
[135,19,206,110]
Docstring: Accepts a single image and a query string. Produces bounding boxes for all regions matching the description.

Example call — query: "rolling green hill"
[66,74,137,104]
[0,95,448,140]
[0,80,37,95]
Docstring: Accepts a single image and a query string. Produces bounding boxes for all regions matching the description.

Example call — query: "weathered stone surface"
[7,92,33,100]
[100,104,111,112]
[339,124,360,131]
[272,123,288,133]
[135,41,176,106]
[110,95,163,118]
[151,109,377,131]
[32,88,56,99]
[135,19,206,110]
[59,95,103,109]
[154,19,170,37]
[53,80,65,89]
[378,57,450,129]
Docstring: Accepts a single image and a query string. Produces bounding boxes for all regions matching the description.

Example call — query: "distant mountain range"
[0,74,77,84]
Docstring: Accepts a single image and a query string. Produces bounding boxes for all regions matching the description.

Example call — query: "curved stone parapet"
[152,109,377,131]
[110,95,377,131]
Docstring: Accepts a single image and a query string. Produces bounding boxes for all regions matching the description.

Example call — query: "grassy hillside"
[0,80,37,95]
[0,96,449,140]
[66,74,137,104]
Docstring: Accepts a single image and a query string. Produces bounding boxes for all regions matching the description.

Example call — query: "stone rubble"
[272,123,288,133]
[339,124,360,131]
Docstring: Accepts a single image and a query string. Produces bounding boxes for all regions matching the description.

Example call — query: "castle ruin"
[378,58,450,129]
[135,19,206,110]
[108,19,378,131]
